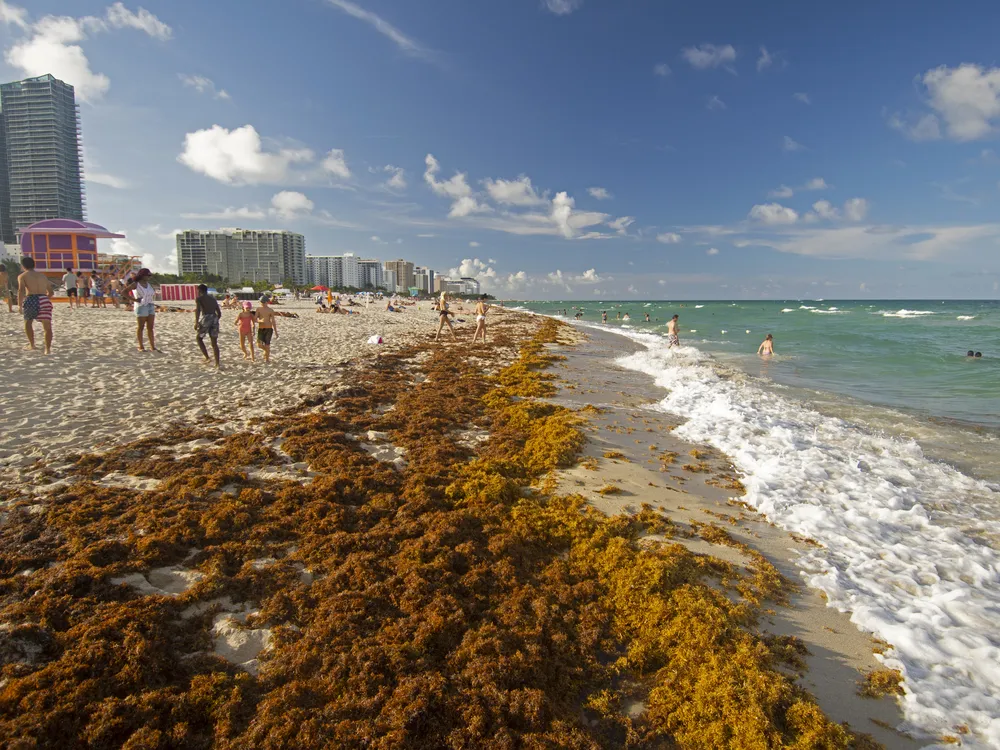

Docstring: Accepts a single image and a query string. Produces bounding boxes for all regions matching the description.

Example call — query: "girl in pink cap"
[234,300,257,361]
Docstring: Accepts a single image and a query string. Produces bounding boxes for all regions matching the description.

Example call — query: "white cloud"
[424,154,491,218]
[543,0,583,15]
[783,135,804,152]
[920,64,1000,141]
[756,46,773,72]
[270,190,314,220]
[105,3,171,40]
[469,241,480,248]
[707,95,727,111]
[706,247,720,255]
[178,125,317,185]
[793,92,811,104]
[768,177,827,199]
[550,192,576,238]
[656,232,681,244]
[810,200,839,220]
[179,74,230,100]
[0,2,171,102]
[844,197,869,222]
[483,176,546,206]
[588,186,612,200]
[181,206,267,221]
[749,202,799,225]
[888,112,942,141]
[608,216,634,235]
[449,258,497,281]
[325,0,432,60]
[417,233,436,238]
[681,43,736,70]
[575,268,602,283]
[653,63,671,77]
[383,165,406,190]
[658,279,666,286]
[768,185,794,199]
[370,235,386,243]
[804,177,828,190]
[322,149,351,179]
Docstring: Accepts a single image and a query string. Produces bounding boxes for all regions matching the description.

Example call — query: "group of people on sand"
[193,287,279,367]
[434,293,491,344]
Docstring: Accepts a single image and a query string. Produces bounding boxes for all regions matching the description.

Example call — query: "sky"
[2,0,1000,299]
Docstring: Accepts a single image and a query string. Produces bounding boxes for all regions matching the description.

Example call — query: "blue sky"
[3,0,1000,299]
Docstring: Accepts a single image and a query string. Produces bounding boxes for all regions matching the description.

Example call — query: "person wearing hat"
[194,283,223,368]
[125,268,158,352]
[234,300,258,361]
[255,294,278,363]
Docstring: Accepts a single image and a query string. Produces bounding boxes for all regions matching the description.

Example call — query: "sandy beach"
[0,298,486,479]
[0,307,918,747]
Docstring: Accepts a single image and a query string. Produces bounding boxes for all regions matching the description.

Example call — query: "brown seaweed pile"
[0,316,874,748]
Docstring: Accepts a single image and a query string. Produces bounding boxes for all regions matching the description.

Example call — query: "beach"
[0,302,960,747]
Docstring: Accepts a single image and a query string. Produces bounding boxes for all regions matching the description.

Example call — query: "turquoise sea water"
[515,299,1000,482]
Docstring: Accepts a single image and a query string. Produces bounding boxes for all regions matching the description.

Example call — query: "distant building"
[384,268,397,294]
[439,277,481,296]
[0,75,85,244]
[358,258,384,290]
[176,229,306,284]
[383,259,415,291]
[414,266,435,294]
[306,252,360,288]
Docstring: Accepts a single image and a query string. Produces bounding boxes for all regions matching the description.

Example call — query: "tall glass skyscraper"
[0,75,85,244]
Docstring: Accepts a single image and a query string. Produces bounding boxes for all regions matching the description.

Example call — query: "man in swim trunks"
[194,283,222,367]
[256,295,278,363]
[18,256,54,353]
[62,266,80,308]
[667,314,680,349]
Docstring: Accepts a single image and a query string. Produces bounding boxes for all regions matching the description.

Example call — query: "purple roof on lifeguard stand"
[19,219,125,238]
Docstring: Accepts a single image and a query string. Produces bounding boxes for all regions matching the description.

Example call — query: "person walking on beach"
[667,314,680,349]
[126,268,158,352]
[194,284,222,368]
[436,292,457,341]
[235,301,257,361]
[757,334,774,356]
[471,295,490,344]
[256,295,278,363]
[62,266,80,308]
[17,256,54,353]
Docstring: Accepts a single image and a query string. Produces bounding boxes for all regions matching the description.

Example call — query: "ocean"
[514,299,1000,746]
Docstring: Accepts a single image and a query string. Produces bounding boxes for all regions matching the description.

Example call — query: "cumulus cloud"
[769,185,794,198]
[469,241,480,248]
[920,64,1000,141]
[449,257,497,280]
[706,247,720,255]
[843,197,869,221]
[810,200,839,220]
[656,232,681,244]
[608,216,634,235]
[543,0,583,15]
[749,202,799,225]
[588,186,613,200]
[682,43,736,70]
[483,175,546,206]
[179,125,316,185]
[653,63,671,77]
[0,2,171,102]
[771,177,827,198]
[424,154,491,218]
[180,74,230,100]
[322,149,351,179]
[783,135,804,152]
[270,190,314,219]
[575,268,602,283]
[383,165,406,190]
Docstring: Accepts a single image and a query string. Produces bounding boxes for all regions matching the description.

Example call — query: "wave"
[695,305,705,309]
[881,310,937,318]
[610,329,1000,745]
[799,305,816,310]
[957,315,977,321]
[781,308,795,313]
[810,309,849,314]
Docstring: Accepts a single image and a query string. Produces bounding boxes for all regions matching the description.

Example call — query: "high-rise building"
[414,266,435,294]
[358,258,384,290]
[176,229,306,284]
[383,259,415,291]
[0,75,85,244]
[305,253,360,288]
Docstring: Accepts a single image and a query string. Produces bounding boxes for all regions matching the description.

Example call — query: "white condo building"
[306,253,360,288]
[176,229,306,284]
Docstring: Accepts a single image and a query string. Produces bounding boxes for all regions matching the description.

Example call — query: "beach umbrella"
[311,285,329,291]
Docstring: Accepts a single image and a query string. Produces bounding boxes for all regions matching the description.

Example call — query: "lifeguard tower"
[19,219,137,280]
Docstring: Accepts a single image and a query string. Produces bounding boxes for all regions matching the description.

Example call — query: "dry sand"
[0,298,484,478]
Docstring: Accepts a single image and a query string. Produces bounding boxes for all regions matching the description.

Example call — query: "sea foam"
[609,329,1000,747]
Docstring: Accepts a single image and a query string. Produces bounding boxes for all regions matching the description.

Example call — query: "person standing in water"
[471,295,490,344]
[256,295,278,363]
[125,268,158,352]
[194,284,222,367]
[667,314,680,349]
[757,334,774,356]
[17,257,54,353]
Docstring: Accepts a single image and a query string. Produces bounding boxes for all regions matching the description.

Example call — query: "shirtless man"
[256,295,278,363]
[17,256,54,353]
[108,274,121,309]
[194,284,223,367]
[0,266,14,312]
[667,314,680,349]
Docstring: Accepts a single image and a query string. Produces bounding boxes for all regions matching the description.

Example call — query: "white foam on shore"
[605,327,1000,747]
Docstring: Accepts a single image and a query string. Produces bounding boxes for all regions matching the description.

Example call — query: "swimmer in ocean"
[757,334,774,356]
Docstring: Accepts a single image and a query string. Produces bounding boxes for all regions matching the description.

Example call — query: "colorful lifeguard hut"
[19,219,128,279]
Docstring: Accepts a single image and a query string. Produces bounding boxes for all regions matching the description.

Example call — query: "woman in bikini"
[235,301,257,361]
[471,295,490,344]
[435,292,457,341]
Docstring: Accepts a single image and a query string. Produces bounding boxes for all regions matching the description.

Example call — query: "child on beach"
[235,302,257,361]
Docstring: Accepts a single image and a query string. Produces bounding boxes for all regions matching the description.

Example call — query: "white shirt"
[133,282,155,309]
[63,272,77,290]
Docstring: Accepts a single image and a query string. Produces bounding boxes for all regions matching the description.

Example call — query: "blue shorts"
[136,304,155,317]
